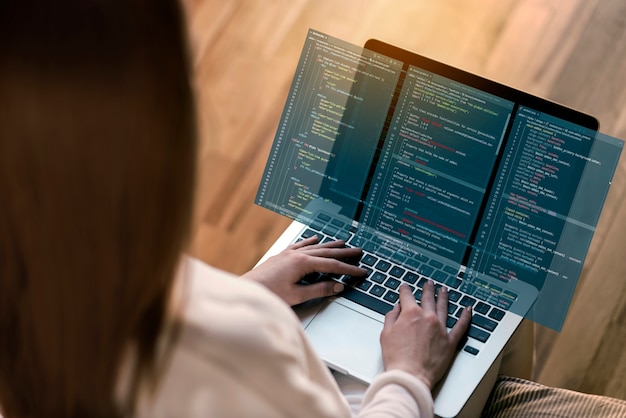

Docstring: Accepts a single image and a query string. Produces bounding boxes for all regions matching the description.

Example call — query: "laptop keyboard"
[296,213,518,355]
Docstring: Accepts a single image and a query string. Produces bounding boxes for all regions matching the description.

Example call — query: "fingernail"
[333,283,345,293]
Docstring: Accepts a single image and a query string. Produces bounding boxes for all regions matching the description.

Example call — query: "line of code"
[359,66,514,263]
[256,30,401,220]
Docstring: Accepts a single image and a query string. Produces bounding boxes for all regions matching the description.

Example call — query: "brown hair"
[0,0,196,416]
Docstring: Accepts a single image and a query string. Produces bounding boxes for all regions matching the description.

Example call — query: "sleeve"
[149,257,355,418]
[147,257,434,418]
[359,370,433,418]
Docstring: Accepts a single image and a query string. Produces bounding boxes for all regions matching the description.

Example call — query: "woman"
[0,1,471,416]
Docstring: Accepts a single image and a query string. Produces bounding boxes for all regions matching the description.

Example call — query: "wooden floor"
[182,0,626,401]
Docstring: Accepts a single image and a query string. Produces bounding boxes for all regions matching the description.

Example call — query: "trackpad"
[305,301,385,381]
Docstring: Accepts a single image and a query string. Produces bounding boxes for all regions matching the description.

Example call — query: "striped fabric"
[481,376,626,418]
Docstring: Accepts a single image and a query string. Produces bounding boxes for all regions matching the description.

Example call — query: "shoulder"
[180,256,303,344]
[136,257,350,417]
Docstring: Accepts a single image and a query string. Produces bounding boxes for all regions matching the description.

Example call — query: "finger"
[448,306,472,345]
[420,280,436,312]
[313,239,348,248]
[314,258,367,277]
[436,286,449,324]
[290,235,319,249]
[302,244,361,256]
[296,239,347,252]
[299,280,345,302]
[397,284,417,309]
[302,247,364,263]
[383,302,401,328]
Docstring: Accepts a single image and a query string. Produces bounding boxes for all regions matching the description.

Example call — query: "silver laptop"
[255,29,620,417]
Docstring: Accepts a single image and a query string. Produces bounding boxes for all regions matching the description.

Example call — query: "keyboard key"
[464,346,480,356]
[359,231,373,240]
[378,247,393,258]
[417,265,435,277]
[488,307,505,321]
[336,230,351,241]
[364,242,378,253]
[474,278,489,288]
[341,287,394,316]
[445,276,462,289]
[361,254,378,266]
[330,218,345,228]
[384,278,401,290]
[495,297,513,311]
[448,303,458,315]
[389,266,405,278]
[391,252,407,264]
[503,290,518,301]
[460,295,477,307]
[301,229,322,240]
[469,326,490,343]
[475,302,490,315]
[403,272,419,284]
[446,316,457,328]
[460,282,477,295]
[429,260,444,269]
[474,287,491,301]
[405,258,421,270]
[322,225,338,236]
[370,285,386,297]
[370,271,386,284]
[415,254,429,263]
[311,220,325,230]
[433,270,448,282]
[472,315,498,332]
[383,291,399,303]
[347,235,361,247]
[448,289,461,302]
[375,260,391,272]
[414,288,423,302]
[317,213,331,221]
[356,280,372,291]
[490,284,503,293]
[443,265,458,275]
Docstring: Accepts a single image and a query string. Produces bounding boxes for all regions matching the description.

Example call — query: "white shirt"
[134,257,434,417]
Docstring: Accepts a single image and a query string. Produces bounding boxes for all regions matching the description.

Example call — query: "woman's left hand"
[241,236,366,306]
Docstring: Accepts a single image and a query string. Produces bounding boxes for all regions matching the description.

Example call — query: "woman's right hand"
[380,281,472,390]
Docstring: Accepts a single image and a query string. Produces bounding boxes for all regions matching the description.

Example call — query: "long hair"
[0,1,196,416]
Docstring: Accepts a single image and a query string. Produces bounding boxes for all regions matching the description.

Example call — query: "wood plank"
[547,0,626,116]
[183,0,626,400]
[483,0,595,95]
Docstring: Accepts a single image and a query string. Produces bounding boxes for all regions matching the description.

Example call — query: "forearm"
[358,370,434,418]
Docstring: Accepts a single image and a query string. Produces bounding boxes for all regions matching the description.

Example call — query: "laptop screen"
[255,29,623,330]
